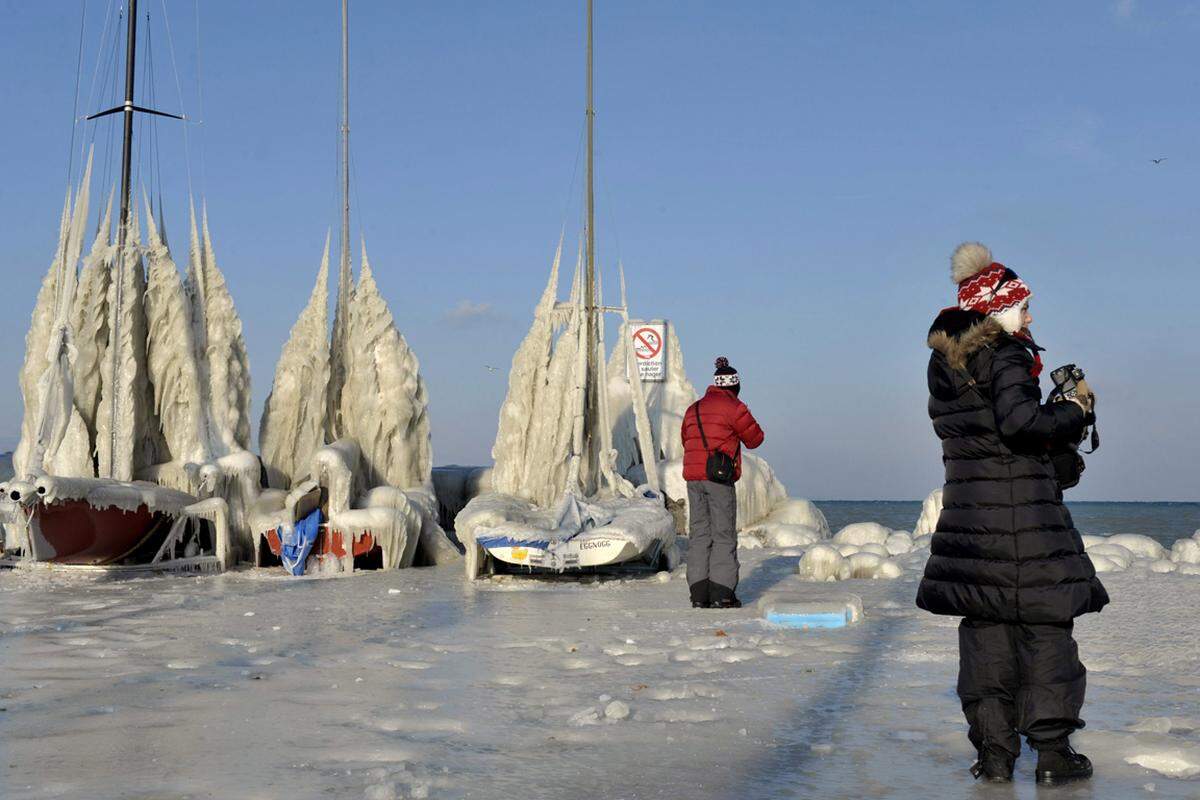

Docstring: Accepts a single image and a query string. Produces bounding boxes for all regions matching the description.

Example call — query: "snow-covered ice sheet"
[1,549,1198,799]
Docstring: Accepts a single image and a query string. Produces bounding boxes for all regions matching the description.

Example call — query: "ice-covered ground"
[2,545,1198,800]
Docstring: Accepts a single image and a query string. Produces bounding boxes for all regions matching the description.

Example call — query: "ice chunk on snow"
[1086,543,1135,570]
[1148,559,1177,574]
[797,544,844,582]
[885,532,913,556]
[759,592,863,628]
[1105,534,1167,561]
[1169,537,1200,565]
[832,522,892,547]
[741,523,823,549]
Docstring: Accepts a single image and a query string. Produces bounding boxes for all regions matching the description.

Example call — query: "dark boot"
[1035,746,1092,785]
[709,583,742,608]
[689,579,711,608]
[970,745,1014,783]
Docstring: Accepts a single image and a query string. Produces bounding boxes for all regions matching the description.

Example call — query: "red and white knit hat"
[951,242,1031,333]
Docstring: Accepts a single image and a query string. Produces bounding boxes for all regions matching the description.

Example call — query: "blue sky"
[1,1,1197,501]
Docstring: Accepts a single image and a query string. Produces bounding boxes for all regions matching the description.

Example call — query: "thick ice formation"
[8,179,260,565]
[489,240,585,507]
[143,200,209,465]
[340,247,432,490]
[95,207,160,481]
[70,192,115,440]
[255,238,451,572]
[13,159,96,479]
[259,238,331,489]
[457,244,676,579]
[914,488,943,536]
[190,205,253,454]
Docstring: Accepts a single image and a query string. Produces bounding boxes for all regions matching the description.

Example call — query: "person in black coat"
[916,242,1109,786]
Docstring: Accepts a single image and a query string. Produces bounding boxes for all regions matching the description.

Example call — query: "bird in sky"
[1151,158,1167,164]
[485,365,499,373]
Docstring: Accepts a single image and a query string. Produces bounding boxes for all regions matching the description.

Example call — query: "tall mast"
[102,0,140,478]
[583,0,598,490]
[117,0,139,250]
[328,0,352,439]
[340,0,351,289]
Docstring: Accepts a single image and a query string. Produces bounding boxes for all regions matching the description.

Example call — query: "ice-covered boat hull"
[27,501,163,565]
[478,532,667,572]
[1,477,231,573]
[458,491,677,579]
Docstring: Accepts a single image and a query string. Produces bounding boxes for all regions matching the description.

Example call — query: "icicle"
[260,234,332,488]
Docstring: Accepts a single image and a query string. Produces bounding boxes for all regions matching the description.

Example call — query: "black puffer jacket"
[915,308,1109,623]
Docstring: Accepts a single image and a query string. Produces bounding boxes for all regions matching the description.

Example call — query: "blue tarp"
[279,508,322,576]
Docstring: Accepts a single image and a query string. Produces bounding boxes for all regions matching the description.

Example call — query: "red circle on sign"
[633,327,662,360]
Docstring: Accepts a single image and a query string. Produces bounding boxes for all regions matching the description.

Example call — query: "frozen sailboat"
[252,0,458,575]
[0,2,247,573]
[456,0,677,579]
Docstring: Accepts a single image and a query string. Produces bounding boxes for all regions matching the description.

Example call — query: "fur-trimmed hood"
[926,308,1006,371]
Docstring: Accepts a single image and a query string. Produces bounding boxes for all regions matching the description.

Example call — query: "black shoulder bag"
[694,403,737,485]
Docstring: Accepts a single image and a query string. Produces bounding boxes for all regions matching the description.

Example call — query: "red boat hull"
[31,501,165,565]
[262,527,377,568]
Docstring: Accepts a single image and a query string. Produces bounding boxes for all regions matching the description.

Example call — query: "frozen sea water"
[1,548,1198,799]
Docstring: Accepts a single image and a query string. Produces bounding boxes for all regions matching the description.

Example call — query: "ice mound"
[740,499,831,549]
[796,540,903,582]
[740,523,824,550]
[1104,533,1166,561]
[1082,529,1200,577]
[832,522,892,547]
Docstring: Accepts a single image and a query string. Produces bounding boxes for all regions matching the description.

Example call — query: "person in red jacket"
[679,357,765,608]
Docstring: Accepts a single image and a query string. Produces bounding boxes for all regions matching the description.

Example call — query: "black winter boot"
[970,745,1014,783]
[689,579,711,609]
[708,583,742,608]
[1035,746,1092,785]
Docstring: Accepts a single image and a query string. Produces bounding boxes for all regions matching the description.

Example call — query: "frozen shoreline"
[2,547,1198,799]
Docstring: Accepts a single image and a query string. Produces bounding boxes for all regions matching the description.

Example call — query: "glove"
[1073,378,1095,413]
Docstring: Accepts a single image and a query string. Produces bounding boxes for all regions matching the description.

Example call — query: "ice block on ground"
[759,592,863,629]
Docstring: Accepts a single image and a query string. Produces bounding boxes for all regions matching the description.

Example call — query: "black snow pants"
[957,619,1086,758]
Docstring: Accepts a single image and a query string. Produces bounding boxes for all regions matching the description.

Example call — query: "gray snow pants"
[958,619,1087,757]
[686,480,738,601]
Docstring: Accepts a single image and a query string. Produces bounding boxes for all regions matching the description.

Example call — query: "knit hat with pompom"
[951,242,1032,334]
[713,357,739,387]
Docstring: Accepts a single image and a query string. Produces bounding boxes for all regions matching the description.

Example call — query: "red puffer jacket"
[680,386,765,482]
